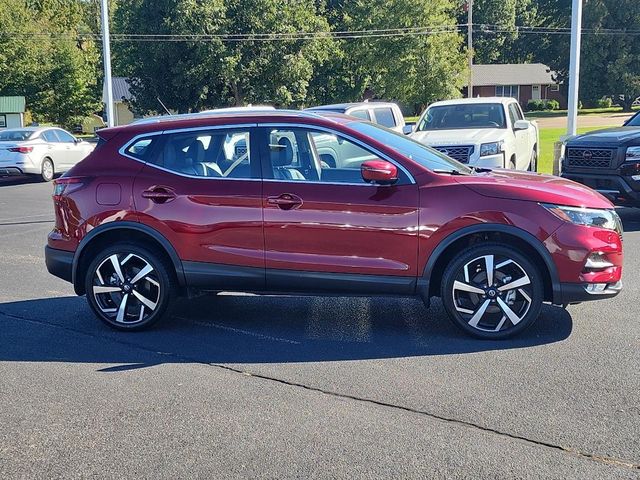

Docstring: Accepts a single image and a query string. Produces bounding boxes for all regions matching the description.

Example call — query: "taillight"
[8,146,33,154]
[53,177,88,197]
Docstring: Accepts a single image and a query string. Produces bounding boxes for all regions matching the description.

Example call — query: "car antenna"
[157,97,171,115]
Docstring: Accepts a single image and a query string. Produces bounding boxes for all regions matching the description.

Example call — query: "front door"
[131,125,265,290]
[259,126,420,295]
[531,84,541,101]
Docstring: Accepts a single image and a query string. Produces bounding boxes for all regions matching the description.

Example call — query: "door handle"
[267,193,303,210]
[142,187,176,204]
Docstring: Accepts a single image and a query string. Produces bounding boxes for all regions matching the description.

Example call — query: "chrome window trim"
[257,122,416,185]
[118,124,261,182]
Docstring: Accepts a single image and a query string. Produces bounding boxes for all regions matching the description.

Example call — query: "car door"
[507,102,529,169]
[54,129,85,168]
[131,125,265,291]
[41,129,66,169]
[259,124,420,295]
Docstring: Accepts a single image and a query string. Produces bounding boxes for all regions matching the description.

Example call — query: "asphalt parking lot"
[0,176,639,479]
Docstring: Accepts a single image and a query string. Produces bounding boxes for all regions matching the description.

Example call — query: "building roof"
[103,77,133,103]
[471,63,556,86]
[0,96,26,113]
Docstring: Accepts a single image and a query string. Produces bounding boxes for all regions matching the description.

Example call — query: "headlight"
[625,146,640,161]
[480,141,504,157]
[541,203,623,234]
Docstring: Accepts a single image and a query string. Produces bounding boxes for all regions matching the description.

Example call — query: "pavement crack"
[1,308,638,472]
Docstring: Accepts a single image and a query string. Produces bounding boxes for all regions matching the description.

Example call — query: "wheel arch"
[72,221,185,295]
[418,224,561,305]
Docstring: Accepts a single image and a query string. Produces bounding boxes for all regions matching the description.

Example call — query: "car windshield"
[416,103,507,131]
[0,130,34,141]
[349,121,473,175]
[626,113,640,126]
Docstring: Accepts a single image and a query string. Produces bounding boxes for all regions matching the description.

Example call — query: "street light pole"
[566,0,583,137]
[467,0,473,98]
[100,0,114,128]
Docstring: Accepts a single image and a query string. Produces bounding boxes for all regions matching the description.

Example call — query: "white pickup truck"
[409,97,539,171]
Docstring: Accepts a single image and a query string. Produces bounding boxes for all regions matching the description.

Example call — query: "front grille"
[433,145,474,163]
[566,147,614,169]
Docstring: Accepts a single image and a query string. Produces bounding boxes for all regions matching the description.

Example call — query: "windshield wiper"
[470,166,492,173]
[433,169,467,175]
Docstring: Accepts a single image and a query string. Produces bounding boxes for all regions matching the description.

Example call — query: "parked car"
[305,102,406,133]
[409,97,539,171]
[561,111,640,207]
[0,127,94,181]
[45,109,623,339]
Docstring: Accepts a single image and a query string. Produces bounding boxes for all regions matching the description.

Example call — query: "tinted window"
[154,129,255,179]
[125,137,155,159]
[373,107,396,128]
[55,129,76,143]
[0,130,35,141]
[42,130,60,142]
[349,109,371,121]
[417,104,506,130]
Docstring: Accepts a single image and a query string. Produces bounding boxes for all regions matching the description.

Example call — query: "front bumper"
[45,246,74,283]
[559,281,622,304]
[561,171,640,206]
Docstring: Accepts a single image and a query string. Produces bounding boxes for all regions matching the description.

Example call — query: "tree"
[310,0,466,112]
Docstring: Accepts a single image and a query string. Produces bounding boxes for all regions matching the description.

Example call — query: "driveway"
[534,112,633,129]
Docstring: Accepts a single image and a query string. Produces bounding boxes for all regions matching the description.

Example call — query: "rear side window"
[349,109,371,121]
[373,107,397,128]
[125,137,155,160]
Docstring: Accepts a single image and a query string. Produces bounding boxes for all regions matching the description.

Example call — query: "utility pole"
[467,0,473,98]
[566,0,582,137]
[100,0,114,128]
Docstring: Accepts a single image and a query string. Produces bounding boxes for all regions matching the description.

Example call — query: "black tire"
[84,242,176,331]
[41,158,54,182]
[528,149,538,172]
[440,243,543,339]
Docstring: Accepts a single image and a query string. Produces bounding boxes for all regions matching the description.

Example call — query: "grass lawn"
[537,125,616,174]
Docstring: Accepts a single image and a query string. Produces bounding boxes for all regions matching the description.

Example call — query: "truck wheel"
[528,150,538,172]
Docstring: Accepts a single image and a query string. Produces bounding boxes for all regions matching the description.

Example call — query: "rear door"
[259,124,419,294]
[131,125,265,291]
[41,130,65,169]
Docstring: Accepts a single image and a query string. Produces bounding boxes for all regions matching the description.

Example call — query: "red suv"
[45,110,624,339]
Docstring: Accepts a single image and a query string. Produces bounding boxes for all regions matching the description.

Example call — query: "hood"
[568,127,640,145]
[454,169,613,209]
[410,128,503,146]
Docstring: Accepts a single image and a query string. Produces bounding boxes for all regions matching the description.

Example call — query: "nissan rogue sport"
[45,109,624,339]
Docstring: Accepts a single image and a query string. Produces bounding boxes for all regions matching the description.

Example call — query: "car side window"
[349,109,371,121]
[372,107,397,128]
[55,130,76,143]
[507,104,518,125]
[153,129,256,179]
[125,137,155,160]
[42,130,60,143]
[264,127,405,185]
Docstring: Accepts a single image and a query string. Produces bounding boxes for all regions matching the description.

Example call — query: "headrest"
[271,137,294,167]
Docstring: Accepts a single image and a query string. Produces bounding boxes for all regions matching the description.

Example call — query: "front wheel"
[84,243,176,331]
[440,243,543,339]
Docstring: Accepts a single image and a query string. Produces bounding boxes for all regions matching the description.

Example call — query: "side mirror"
[402,123,415,135]
[513,119,530,131]
[361,160,398,185]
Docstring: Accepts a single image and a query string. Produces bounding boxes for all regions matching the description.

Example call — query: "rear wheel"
[41,158,54,182]
[440,243,543,339]
[84,243,176,331]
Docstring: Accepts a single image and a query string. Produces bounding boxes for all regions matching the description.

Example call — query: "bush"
[596,97,613,108]
[544,99,560,110]
[527,99,545,111]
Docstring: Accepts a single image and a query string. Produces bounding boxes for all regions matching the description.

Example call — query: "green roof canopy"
[0,96,26,113]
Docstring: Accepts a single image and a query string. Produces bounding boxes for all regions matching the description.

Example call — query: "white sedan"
[0,127,94,181]
[409,97,539,171]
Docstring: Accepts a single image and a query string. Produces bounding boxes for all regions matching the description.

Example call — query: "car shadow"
[0,294,573,369]
[618,207,640,232]
[0,175,43,186]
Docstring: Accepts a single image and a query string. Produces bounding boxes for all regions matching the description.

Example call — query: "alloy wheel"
[91,253,161,325]
[451,254,534,334]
